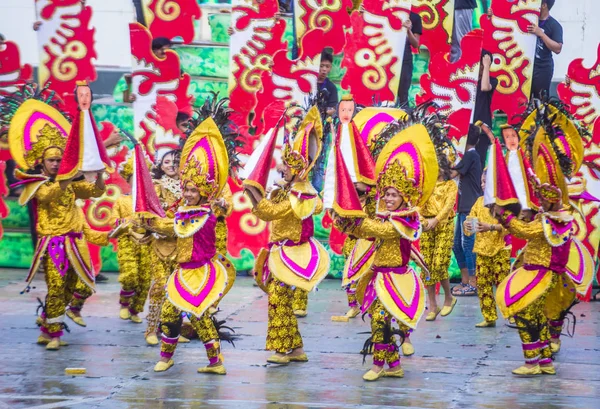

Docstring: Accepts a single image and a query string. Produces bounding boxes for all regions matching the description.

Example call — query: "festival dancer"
[492,100,585,376]
[334,112,445,381]
[420,153,458,321]
[7,97,107,350]
[244,106,330,365]
[323,95,377,319]
[144,147,182,345]
[149,117,237,374]
[108,152,152,323]
[465,167,511,328]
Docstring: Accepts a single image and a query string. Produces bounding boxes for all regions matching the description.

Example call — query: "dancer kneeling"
[145,117,238,374]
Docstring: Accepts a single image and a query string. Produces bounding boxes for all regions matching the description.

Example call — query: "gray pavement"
[0,269,599,409]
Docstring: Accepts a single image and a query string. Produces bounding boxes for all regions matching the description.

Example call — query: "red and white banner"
[293,0,353,54]
[341,0,412,105]
[34,0,97,98]
[557,43,600,264]
[129,23,193,160]
[412,0,455,56]
[228,0,282,132]
[480,0,541,124]
[417,30,483,147]
[143,0,202,44]
[0,40,33,96]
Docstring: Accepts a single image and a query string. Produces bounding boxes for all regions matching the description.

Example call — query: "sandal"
[452,283,477,297]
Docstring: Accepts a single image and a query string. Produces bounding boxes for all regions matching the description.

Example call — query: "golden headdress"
[281,105,323,180]
[180,117,229,200]
[7,99,71,170]
[519,100,585,205]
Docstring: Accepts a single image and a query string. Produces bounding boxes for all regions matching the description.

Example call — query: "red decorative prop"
[417,30,483,144]
[341,0,412,106]
[129,23,193,159]
[144,0,201,44]
[35,0,97,98]
[132,144,165,218]
[0,41,33,96]
[412,0,454,56]
[479,0,541,124]
[0,161,8,241]
[557,43,600,267]
[294,0,353,54]
[228,0,282,135]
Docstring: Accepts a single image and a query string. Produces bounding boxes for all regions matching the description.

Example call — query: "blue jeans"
[453,212,476,277]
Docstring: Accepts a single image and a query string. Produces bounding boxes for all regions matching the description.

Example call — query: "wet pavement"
[0,269,599,409]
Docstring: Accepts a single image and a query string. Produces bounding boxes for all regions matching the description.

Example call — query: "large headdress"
[281,105,323,180]
[519,99,585,205]
[180,96,241,200]
[370,104,448,207]
[3,84,71,170]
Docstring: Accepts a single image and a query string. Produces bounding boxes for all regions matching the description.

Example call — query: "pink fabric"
[299,217,314,244]
[522,340,542,351]
[360,266,409,314]
[382,270,420,320]
[173,262,216,307]
[280,238,320,280]
[180,213,217,269]
[504,269,547,307]
[347,240,377,280]
[360,113,396,142]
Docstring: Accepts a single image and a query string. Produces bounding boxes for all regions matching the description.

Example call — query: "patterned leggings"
[159,300,220,364]
[267,279,303,353]
[117,237,151,315]
[476,250,510,322]
[369,299,408,368]
[292,288,308,311]
[420,221,454,286]
[41,254,92,337]
[145,252,177,337]
[514,274,557,365]
[343,236,359,308]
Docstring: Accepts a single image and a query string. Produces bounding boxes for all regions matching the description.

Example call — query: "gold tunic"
[465,196,509,257]
[151,177,181,261]
[419,179,457,222]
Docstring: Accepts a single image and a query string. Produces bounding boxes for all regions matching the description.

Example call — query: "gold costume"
[253,182,329,353]
[419,179,457,285]
[23,179,105,337]
[466,197,511,322]
[212,183,236,307]
[146,176,181,337]
[110,195,151,315]
[496,211,573,365]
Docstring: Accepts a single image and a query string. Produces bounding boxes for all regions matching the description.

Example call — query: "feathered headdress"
[6,85,71,170]
[181,106,240,199]
[518,98,585,205]
[370,103,450,206]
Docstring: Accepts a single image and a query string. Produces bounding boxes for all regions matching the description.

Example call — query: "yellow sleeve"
[435,182,457,223]
[212,183,233,218]
[353,218,399,240]
[109,200,121,227]
[253,198,292,221]
[34,182,64,204]
[83,223,110,246]
[149,216,175,237]
[506,216,543,241]
[72,180,105,199]
[315,197,323,215]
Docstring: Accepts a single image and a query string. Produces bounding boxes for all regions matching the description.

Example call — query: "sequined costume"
[19,177,106,339]
[150,205,235,365]
[253,181,330,353]
[419,179,457,285]
[465,196,510,323]
[110,194,152,316]
[212,183,236,308]
[496,210,573,367]
[146,176,180,338]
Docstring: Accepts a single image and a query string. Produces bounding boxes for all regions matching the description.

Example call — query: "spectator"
[472,50,498,168]
[451,0,476,63]
[450,125,483,296]
[397,11,423,107]
[317,51,339,117]
[530,0,563,99]
[151,37,172,59]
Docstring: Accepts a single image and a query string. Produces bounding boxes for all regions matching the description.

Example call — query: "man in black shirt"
[530,0,563,99]
[451,0,477,63]
[317,51,339,116]
[451,126,482,296]
[473,50,498,168]
[397,11,423,107]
